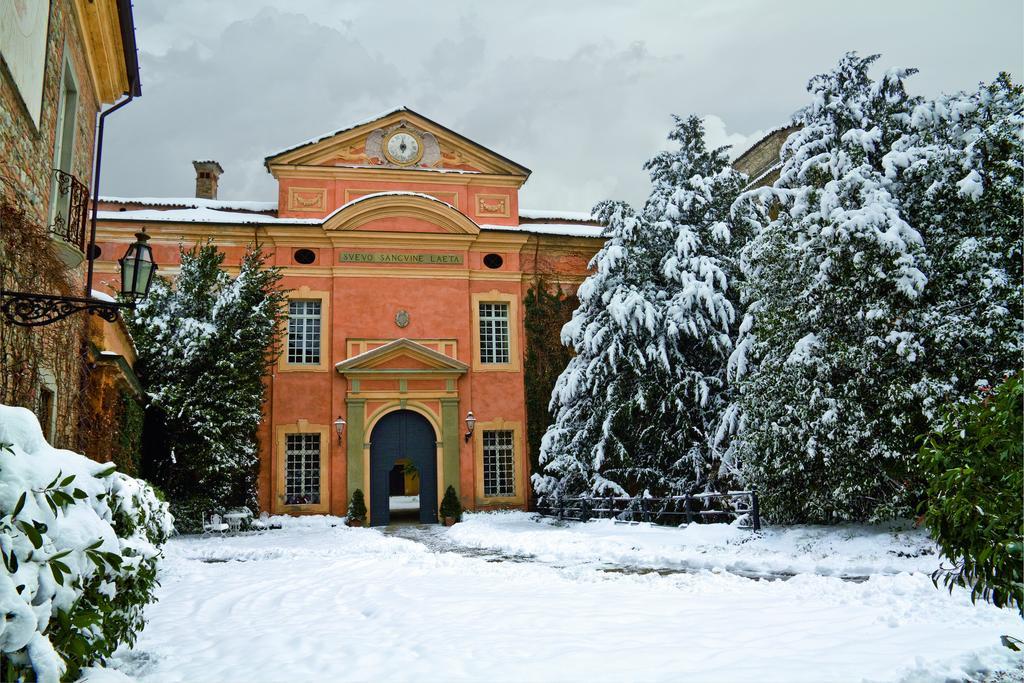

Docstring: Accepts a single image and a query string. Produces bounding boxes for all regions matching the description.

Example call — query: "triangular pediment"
[335,338,468,375]
[265,107,530,181]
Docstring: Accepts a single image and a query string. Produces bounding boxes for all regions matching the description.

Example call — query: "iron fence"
[537,490,761,531]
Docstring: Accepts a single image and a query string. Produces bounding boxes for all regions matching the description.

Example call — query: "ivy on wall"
[117,391,145,475]
[523,278,578,504]
[1,191,147,473]
[76,340,146,477]
[0,196,87,449]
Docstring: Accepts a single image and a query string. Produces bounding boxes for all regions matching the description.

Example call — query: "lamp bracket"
[0,290,132,328]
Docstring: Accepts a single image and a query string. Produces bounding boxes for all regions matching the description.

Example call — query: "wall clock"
[383,130,423,166]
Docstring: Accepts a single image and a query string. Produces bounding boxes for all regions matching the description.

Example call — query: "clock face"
[385,131,421,165]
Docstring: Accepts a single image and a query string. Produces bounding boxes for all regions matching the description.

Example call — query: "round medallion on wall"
[395,310,410,328]
[382,129,423,166]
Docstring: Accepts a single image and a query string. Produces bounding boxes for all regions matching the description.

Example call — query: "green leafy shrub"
[347,489,367,524]
[439,485,463,522]
[0,405,174,681]
[919,372,1023,617]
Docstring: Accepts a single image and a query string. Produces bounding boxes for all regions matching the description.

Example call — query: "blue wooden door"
[369,410,438,526]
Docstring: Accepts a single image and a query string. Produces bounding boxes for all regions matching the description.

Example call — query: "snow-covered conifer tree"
[733,53,929,523]
[534,200,678,500]
[535,116,753,501]
[643,115,752,489]
[892,73,1023,414]
[128,243,285,528]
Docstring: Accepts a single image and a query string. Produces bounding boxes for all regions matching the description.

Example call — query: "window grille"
[478,302,510,364]
[285,433,321,504]
[482,430,515,497]
[287,300,321,364]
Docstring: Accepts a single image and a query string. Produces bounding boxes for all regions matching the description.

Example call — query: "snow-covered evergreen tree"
[643,115,752,489]
[732,53,929,523]
[534,200,675,500]
[128,243,285,529]
[534,116,753,501]
[892,73,1024,414]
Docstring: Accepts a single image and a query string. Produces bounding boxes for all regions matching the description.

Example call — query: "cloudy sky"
[101,0,1022,212]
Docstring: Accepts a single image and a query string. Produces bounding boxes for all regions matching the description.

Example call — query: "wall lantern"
[118,231,157,299]
[334,415,346,445]
[1,230,159,327]
[464,410,476,443]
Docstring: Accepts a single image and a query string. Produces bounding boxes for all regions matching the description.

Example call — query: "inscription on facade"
[339,252,464,265]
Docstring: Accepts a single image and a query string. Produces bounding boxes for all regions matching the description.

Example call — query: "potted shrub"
[347,489,367,527]
[439,485,463,526]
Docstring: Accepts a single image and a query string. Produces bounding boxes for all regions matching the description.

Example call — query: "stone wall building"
[0,0,142,456]
[732,125,800,190]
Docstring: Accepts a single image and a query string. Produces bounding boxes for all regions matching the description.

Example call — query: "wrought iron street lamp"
[118,231,156,299]
[1,230,158,327]
[334,416,346,445]
[464,410,476,443]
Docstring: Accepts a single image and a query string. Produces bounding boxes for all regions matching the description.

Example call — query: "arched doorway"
[369,409,438,525]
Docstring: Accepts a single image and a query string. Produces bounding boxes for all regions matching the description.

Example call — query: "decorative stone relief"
[287,187,327,212]
[476,194,509,217]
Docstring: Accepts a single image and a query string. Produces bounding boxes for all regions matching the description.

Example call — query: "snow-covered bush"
[0,405,173,681]
[127,243,285,532]
[347,490,366,526]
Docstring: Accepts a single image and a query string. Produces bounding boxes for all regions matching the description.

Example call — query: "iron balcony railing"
[50,168,89,253]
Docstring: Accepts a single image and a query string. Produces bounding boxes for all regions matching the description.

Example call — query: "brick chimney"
[192,160,224,200]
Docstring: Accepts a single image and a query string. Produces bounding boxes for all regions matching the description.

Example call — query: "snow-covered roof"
[518,209,596,222]
[742,162,783,191]
[90,289,116,303]
[94,193,605,239]
[99,196,278,212]
[731,124,801,169]
[482,223,605,238]
[95,207,319,225]
[319,190,460,224]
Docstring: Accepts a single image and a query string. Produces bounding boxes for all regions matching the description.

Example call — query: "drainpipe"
[84,85,136,297]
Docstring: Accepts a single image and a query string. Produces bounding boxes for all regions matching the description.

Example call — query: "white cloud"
[701,115,766,161]
[102,0,1023,213]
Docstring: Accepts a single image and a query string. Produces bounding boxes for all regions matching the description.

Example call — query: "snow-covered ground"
[446,511,945,577]
[97,514,1021,682]
[389,495,420,511]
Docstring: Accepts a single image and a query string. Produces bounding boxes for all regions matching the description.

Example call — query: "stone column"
[440,397,460,496]
[345,398,366,505]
